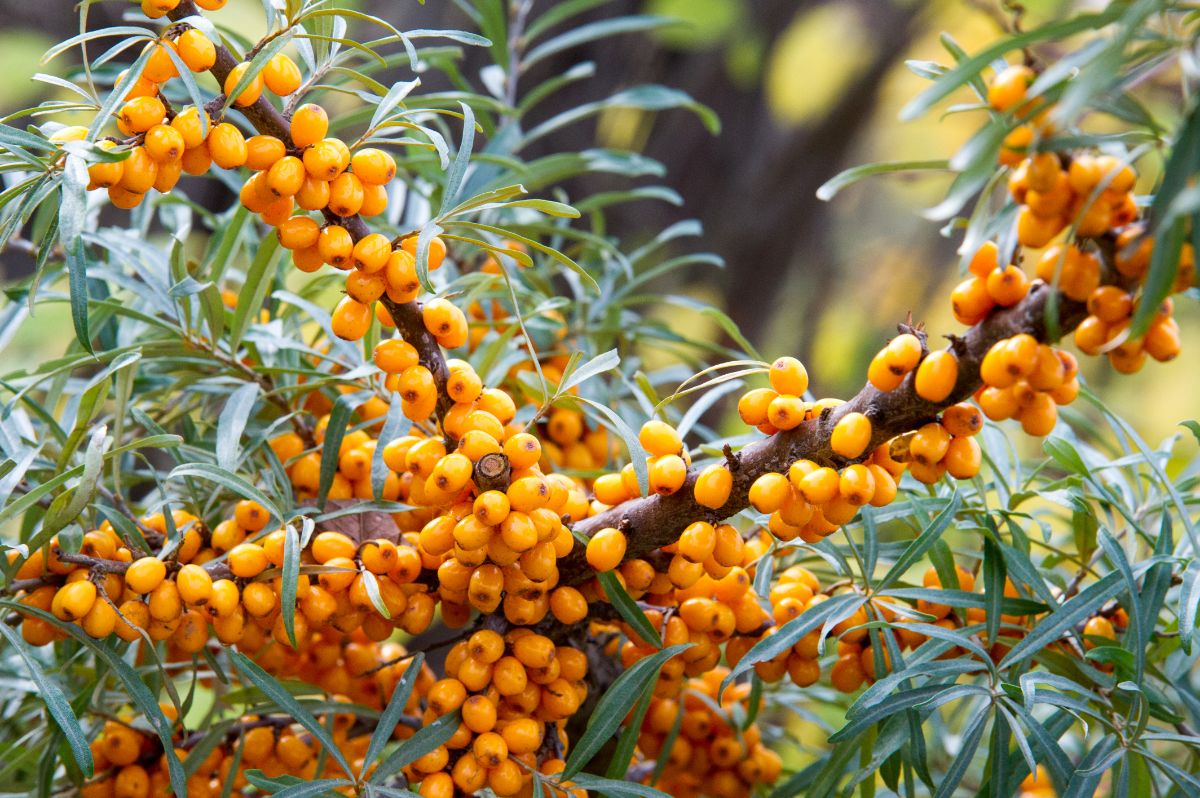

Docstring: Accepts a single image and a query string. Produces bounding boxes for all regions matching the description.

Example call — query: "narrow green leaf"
[216,383,260,472]
[874,491,961,592]
[598,571,661,648]
[604,679,654,780]
[280,521,301,648]
[998,571,1125,668]
[817,160,950,201]
[167,463,282,524]
[364,652,424,770]
[0,623,93,776]
[231,651,353,774]
[563,644,691,780]
[230,236,283,353]
[372,711,461,782]
[317,394,357,508]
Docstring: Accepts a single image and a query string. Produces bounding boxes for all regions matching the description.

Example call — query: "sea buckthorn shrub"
[0,3,1198,797]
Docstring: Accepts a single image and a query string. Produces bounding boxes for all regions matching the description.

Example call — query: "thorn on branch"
[722,443,740,471]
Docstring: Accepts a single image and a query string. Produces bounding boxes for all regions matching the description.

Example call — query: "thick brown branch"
[559,282,1089,585]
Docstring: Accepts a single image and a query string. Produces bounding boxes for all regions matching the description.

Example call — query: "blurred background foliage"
[1,0,1194,454]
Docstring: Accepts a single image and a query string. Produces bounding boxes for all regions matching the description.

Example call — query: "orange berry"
[290,104,329,149]
[176,29,215,72]
[276,215,320,250]
[331,297,372,341]
[351,148,396,184]
[988,64,1034,111]
[317,225,353,268]
[263,53,302,96]
[914,350,958,402]
[694,463,732,509]
[586,527,626,572]
[830,412,871,459]
[985,265,1029,307]
[224,62,263,107]
[208,123,248,169]
[768,356,809,395]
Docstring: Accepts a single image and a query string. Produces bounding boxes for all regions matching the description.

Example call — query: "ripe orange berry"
[224,62,264,107]
[295,174,331,210]
[373,338,419,374]
[586,527,626,572]
[351,234,392,273]
[120,96,166,133]
[914,350,958,402]
[830,412,871,459]
[909,422,951,466]
[180,143,212,175]
[115,144,158,193]
[169,106,208,150]
[327,171,364,216]
[639,419,682,456]
[649,454,687,495]
[143,123,184,162]
[943,436,981,479]
[176,563,213,606]
[303,138,349,181]
[748,472,790,513]
[1082,615,1116,649]
[276,215,320,250]
[988,64,1034,111]
[351,148,396,185]
[52,581,98,622]
[941,403,983,437]
[950,276,994,326]
[967,241,999,278]
[176,29,215,72]
[985,265,1029,307]
[126,556,167,594]
[143,41,179,83]
[768,356,809,395]
[694,463,732,509]
[766,394,806,430]
[360,182,389,216]
[228,542,269,578]
[317,225,353,268]
[549,586,588,624]
[208,123,248,169]
[290,103,329,148]
[265,155,306,197]
[839,463,875,505]
[331,297,372,341]
[263,53,302,96]
[345,269,386,304]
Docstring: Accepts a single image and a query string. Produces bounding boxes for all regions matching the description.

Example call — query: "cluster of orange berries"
[950,241,1032,326]
[976,334,1078,435]
[1072,238,1185,372]
[79,24,304,210]
[403,628,587,797]
[9,504,439,657]
[983,63,1192,379]
[80,639,432,798]
[987,64,1139,249]
[636,669,783,798]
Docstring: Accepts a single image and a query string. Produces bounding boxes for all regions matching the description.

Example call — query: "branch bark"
[558,282,1089,584]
